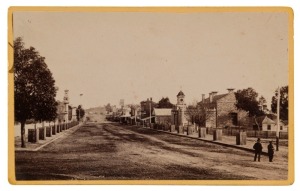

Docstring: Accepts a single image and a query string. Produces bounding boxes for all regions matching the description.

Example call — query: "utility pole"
[149,97,152,127]
[276,87,280,151]
[79,94,83,122]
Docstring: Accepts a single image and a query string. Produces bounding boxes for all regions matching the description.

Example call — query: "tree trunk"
[20,121,26,148]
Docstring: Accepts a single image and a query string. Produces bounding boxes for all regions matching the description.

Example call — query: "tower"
[63,90,69,123]
[177,90,185,106]
[176,90,187,126]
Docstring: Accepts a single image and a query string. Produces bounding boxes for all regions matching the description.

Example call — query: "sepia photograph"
[8,7,293,185]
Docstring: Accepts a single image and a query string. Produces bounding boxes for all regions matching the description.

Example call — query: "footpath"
[15,123,83,152]
[138,125,289,158]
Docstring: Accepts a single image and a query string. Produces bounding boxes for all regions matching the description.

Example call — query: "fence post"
[43,122,46,140]
[35,123,39,143]
[199,127,206,138]
[213,128,222,141]
[49,122,52,137]
[279,131,281,139]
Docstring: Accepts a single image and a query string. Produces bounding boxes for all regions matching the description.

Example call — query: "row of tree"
[14,37,85,148]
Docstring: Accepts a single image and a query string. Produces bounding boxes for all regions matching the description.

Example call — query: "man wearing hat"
[268,141,275,162]
[253,138,263,162]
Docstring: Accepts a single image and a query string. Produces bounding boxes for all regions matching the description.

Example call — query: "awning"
[141,116,156,121]
[120,115,131,118]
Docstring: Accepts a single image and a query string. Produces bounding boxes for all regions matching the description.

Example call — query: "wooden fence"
[206,127,288,139]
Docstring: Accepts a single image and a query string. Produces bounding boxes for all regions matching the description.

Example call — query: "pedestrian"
[253,138,263,162]
[268,141,274,162]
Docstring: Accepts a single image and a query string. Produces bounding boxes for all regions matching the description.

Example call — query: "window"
[267,125,271,130]
[280,126,283,130]
[230,113,238,126]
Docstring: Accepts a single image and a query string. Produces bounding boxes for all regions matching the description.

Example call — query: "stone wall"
[216,92,250,128]
[206,109,216,128]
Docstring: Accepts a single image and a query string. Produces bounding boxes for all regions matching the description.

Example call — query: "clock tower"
[176,90,187,126]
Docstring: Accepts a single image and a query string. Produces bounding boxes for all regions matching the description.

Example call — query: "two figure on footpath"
[253,138,274,162]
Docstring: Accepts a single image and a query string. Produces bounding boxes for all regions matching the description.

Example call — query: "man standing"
[268,141,275,162]
[253,138,263,162]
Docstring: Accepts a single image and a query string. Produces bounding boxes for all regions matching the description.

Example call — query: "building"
[152,108,172,124]
[140,98,157,123]
[254,114,288,132]
[171,90,188,127]
[56,101,65,123]
[129,105,141,125]
[198,89,250,128]
[63,90,69,123]
[119,105,131,124]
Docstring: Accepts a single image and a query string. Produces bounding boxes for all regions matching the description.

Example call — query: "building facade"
[152,108,172,124]
[171,91,188,127]
[140,98,157,123]
[199,89,250,128]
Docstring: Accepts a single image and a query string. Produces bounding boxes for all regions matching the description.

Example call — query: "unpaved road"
[15,122,288,180]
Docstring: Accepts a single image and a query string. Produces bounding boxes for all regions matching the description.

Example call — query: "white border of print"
[1,1,298,191]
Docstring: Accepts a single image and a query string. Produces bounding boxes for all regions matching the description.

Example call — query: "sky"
[12,9,289,109]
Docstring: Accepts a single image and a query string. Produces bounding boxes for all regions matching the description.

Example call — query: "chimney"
[209,93,213,103]
[211,91,218,96]
[227,88,235,93]
[202,94,205,103]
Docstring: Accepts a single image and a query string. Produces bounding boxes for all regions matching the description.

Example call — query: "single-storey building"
[261,116,288,132]
[152,108,172,124]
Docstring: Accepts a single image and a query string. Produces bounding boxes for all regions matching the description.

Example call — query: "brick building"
[198,89,250,128]
[140,98,157,123]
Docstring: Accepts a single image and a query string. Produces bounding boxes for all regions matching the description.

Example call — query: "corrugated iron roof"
[153,108,172,116]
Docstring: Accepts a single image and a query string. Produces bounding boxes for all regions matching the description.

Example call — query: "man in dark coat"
[268,141,274,162]
[253,138,263,162]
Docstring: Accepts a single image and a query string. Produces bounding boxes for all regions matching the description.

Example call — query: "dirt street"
[15,122,288,180]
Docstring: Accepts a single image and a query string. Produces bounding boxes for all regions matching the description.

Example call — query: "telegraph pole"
[149,97,152,127]
[276,87,280,151]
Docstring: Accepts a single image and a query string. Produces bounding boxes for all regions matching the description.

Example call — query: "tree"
[235,88,265,130]
[14,37,57,148]
[186,103,213,127]
[157,97,174,108]
[271,86,288,121]
[76,105,85,121]
[235,88,264,117]
[105,103,112,113]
